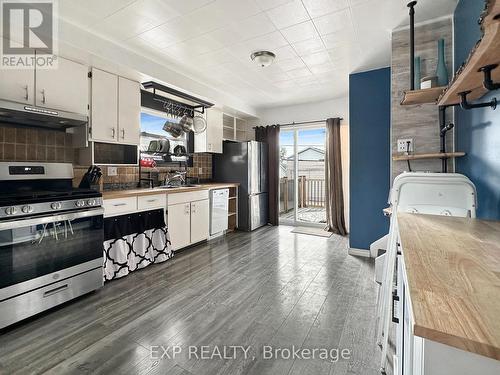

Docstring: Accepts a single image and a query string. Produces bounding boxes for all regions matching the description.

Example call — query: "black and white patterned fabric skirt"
[103,209,173,281]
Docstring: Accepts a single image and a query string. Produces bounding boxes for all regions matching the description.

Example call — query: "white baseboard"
[348,248,372,258]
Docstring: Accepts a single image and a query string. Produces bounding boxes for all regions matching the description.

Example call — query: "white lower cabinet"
[190,199,209,243]
[167,191,209,250]
[168,202,191,250]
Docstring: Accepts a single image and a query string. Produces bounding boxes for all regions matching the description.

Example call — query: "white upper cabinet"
[195,107,223,153]
[90,71,140,145]
[35,56,89,115]
[0,68,35,105]
[90,68,118,142]
[118,77,140,145]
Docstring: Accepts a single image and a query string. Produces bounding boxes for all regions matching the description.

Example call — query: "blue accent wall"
[455,1,500,220]
[349,67,391,250]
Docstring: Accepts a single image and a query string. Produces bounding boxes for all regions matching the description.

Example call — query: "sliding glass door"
[279,125,326,226]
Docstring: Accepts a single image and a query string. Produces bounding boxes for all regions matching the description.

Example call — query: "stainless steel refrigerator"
[213,141,268,231]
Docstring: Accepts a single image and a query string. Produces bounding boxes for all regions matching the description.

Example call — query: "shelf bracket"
[479,64,500,91]
[458,90,497,110]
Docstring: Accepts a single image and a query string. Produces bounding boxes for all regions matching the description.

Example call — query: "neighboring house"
[281,147,325,179]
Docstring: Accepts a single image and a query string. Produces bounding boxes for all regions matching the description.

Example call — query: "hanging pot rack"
[141,81,214,119]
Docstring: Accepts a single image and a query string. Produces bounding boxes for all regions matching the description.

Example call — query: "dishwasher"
[210,188,229,237]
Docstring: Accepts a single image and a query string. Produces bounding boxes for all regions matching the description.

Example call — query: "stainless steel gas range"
[0,162,104,329]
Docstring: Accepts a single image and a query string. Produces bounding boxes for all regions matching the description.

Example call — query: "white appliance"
[210,189,229,236]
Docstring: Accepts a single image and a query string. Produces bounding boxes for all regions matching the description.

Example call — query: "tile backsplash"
[1,123,213,190]
[73,153,212,189]
[0,123,74,163]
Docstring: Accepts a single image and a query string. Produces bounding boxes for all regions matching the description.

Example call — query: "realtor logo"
[1,0,58,69]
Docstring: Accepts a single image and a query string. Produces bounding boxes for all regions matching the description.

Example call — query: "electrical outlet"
[397,138,414,153]
[198,167,203,174]
[107,166,117,176]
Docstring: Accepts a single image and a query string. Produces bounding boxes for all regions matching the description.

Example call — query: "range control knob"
[50,202,62,210]
[87,199,96,206]
[75,200,85,207]
[5,206,17,215]
[21,205,33,214]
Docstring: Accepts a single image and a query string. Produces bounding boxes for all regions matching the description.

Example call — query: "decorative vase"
[414,56,421,89]
[436,39,448,86]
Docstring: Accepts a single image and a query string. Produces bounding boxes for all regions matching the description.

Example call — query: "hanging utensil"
[163,120,183,138]
[192,114,207,134]
[179,114,194,132]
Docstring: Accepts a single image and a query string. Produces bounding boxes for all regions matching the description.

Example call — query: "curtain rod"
[253,118,343,129]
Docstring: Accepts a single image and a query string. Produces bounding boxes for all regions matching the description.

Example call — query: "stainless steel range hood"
[0,100,88,129]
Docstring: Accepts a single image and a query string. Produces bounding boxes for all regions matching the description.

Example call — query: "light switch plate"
[108,166,117,176]
[397,138,414,153]
[198,167,203,174]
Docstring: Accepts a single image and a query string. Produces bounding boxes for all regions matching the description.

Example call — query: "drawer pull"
[43,284,69,297]
[112,203,127,207]
[146,199,158,203]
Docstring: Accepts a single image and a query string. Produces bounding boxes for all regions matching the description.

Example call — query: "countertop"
[102,183,239,200]
[398,213,500,360]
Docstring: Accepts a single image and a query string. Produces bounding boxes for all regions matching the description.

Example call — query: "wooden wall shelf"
[392,152,466,161]
[438,0,500,106]
[401,87,446,105]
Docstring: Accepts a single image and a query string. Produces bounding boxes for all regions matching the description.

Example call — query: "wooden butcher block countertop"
[397,213,500,360]
[102,183,239,200]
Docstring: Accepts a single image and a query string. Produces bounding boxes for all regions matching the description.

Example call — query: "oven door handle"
[0,208,104,230]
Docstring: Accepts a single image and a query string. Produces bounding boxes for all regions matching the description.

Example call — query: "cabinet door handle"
[121,129,125,139]
[392,289,400,324]
[111,128,115,138]
[41,89,46,104]
[24,85,29,101]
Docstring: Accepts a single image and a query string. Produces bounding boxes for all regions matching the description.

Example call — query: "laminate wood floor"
[0,226,383,375]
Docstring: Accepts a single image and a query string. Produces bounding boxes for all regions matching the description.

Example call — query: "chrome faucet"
[164,171,187,186]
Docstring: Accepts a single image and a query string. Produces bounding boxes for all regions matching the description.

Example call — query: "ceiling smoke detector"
[250,51,276,67]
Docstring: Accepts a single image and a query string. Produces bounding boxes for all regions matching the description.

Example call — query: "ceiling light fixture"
[250,51,276,67]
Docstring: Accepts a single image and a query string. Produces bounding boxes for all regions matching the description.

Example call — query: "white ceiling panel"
[244,31,289,52]
[234,12,277,40]
[255,0,293,11]
[182,2,228,34]
[185,35,225,55]
[281,21,319,44]
[309,62,336,74]
[292,37,325,56]
[207,26,248,46]
[273,45,299,60]
[161,0,216,14]
[154,18,205,43]
[273,80,297,89]
[276,57,306,72]
[59,0,459,109]
[322,29,357,48]
[302,0,349,18]
[313,9,353,36]
[266,0,309,29]
[213,0,262,21]
[287,67,313,78]
[301,51,331,67]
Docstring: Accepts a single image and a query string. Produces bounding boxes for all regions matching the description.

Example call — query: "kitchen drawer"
[138,194,166,211]
[168,190,209,205]
[0,268,102,330]
[103,197,137,217]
